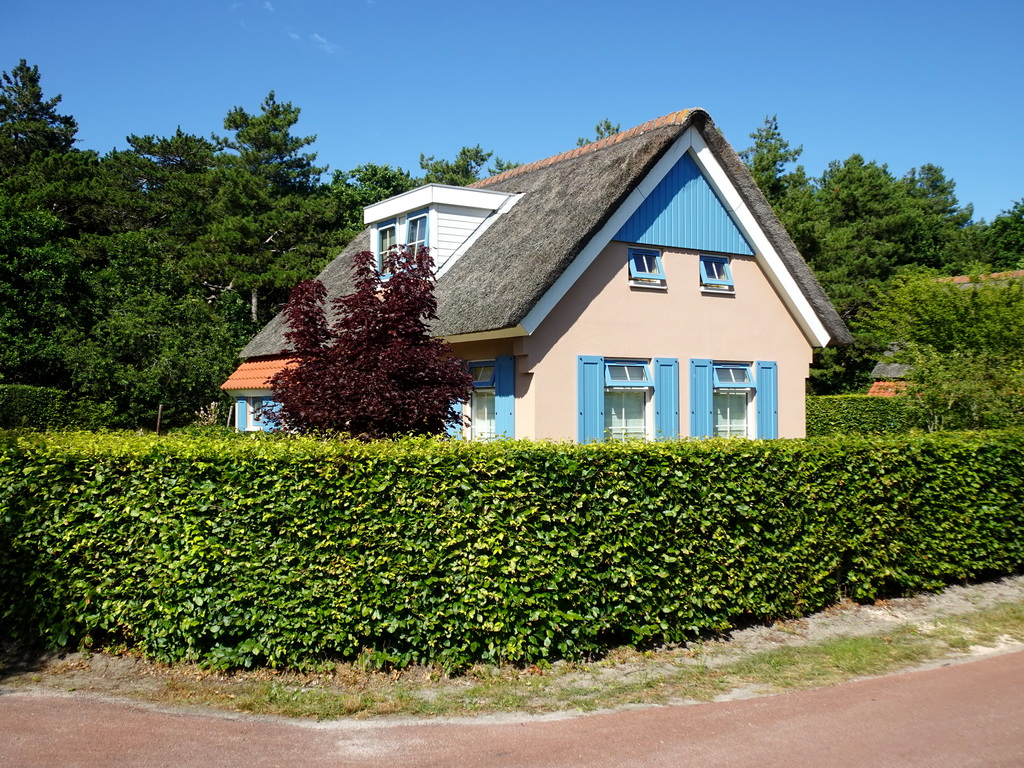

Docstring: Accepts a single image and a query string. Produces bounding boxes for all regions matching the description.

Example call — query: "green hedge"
[807,394,913,436]
[2,431,1022,671]
[0,385,115,431]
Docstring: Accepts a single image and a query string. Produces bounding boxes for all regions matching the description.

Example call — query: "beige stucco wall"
[473,241,815,441]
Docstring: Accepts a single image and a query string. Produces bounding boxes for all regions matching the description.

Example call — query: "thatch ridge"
[471,109,693,190]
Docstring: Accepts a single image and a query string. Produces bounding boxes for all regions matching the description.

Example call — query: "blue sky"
[4,0,1022,221]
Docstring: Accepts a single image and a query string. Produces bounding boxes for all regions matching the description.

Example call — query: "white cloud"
[263,1,274,10]
[288,31,300,40]
[311,33,338,53]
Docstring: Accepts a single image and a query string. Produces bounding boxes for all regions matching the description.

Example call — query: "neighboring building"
[222,109,851,440]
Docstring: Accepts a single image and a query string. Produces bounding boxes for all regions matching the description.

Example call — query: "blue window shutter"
[236,397,248,431]
[494,355,515,438]
[447,399,464,439]
[577,355,605,442]
[653,357,679,440]
[689,359,713,437]
[756,361,778,439]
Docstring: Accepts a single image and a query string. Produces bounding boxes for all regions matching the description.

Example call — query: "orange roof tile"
[220,357,296,391]
[470,109,693,190]
[867,380,908,398]
[941,270,1024,284]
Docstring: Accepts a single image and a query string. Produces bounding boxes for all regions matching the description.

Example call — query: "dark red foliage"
[268,247,473,438]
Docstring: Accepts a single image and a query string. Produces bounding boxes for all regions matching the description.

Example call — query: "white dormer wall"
[364,184,518,272]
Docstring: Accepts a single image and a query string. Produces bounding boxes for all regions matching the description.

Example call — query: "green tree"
[577,118,620,147]
[419,145,493,186]
[978,199,1024,270]
[61,231,239,427]
[868,273,1024,430]
[186,92,334,323]
[740,115,805,210]
[0,189,83,386]
[0,59,77,174]
[328,163,416,245]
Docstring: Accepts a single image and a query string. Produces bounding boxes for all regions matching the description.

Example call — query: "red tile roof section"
[220,357,296,391]
[469,109,694,189]
[941,270,1024,284]
[867,380,908,398]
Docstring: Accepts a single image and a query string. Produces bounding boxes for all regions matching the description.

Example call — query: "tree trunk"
[251,288,258,323]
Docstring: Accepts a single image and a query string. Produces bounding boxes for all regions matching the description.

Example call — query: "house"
[222,108,851,440]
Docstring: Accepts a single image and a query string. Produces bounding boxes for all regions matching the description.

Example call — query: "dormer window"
[365,184,519,277]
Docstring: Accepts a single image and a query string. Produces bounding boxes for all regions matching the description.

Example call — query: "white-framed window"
[373,210,430,274]
[712,363,754,438]
[235,395,278,432]
[406,210,428,254]
[690,359,777,439]
[603,360,652,440]
[700,255,734,292]
[468,362,497,440]
[628,247,666,289]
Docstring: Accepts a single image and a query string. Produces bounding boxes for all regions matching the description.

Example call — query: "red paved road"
[2,651,1023,767]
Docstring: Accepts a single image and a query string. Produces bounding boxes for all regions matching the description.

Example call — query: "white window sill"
[629,280,668,291]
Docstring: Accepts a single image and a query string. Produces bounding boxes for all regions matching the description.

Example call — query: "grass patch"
[926,602,1024,651]
[721,629,943,692]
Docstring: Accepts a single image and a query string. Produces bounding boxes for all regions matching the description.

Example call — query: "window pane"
[604,390,646,440]
[716,366,751,385]
[471,365,495,384]
[713,390,748,438]
[407,216,426,250]
[379,226,396,252]
[607,363,649,383]
[471,389,495,439]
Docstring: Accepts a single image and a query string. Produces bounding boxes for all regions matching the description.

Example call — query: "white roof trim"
[521,126,833,348]
[687,129,831,348]
[364,183,513,225]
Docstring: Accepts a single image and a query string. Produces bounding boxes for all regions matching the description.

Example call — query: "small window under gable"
[377,219,397,272]
[700,255,734,292]
[628,247,666,289]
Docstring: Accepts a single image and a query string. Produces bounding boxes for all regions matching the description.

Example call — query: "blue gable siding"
[614,152,754,256]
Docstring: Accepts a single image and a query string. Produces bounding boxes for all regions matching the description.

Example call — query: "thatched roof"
[241,109,850,359]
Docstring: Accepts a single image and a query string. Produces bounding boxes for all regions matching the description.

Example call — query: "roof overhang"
[364,183,514,225]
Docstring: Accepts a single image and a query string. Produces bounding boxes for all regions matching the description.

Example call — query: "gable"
[613,151,754,256]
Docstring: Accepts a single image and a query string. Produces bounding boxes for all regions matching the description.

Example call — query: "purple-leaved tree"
[267,246,472,438]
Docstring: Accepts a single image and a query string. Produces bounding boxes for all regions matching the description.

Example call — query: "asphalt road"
[2,651,1022,767]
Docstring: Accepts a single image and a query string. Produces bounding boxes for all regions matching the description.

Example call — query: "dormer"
[363,183,521,275]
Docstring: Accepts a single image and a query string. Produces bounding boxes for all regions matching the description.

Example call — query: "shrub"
[2,430,1022,671]
[806,395,912,436]
[0,385,115,430]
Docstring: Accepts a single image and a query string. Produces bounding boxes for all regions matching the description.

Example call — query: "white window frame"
[700,254,734,293]
[712,362,755,438]
[467,361,497,440]
[628,247,667,290]
[603,360,653,440]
